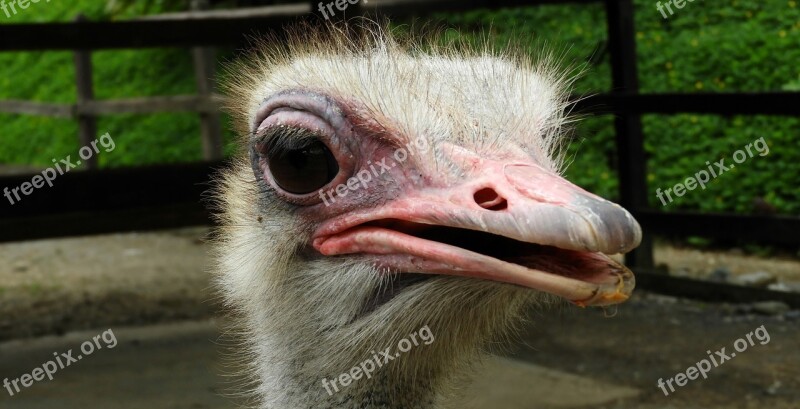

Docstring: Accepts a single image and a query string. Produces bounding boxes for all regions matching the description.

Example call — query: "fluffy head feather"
[214,22,586,409]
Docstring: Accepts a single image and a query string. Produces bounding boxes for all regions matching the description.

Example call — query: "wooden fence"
[0,0,798,307]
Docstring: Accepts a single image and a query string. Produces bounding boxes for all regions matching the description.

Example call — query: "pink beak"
[313,154,642,307]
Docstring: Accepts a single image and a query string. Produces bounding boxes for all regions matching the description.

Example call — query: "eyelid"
[252,90,341,133]
[255,106,332,136]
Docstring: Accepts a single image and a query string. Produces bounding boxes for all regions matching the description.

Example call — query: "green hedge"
[0,0,797,215]
[442,1,800,214]
[0,1,211,167]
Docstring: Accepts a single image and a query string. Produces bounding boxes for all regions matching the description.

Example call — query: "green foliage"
[0,0,797,216]
[0,0,208,169]
[439,1,800,215]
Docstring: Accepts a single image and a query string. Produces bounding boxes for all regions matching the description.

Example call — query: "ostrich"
[213,24,642,409]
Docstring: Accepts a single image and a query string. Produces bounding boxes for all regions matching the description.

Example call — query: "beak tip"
[592,202,643,254]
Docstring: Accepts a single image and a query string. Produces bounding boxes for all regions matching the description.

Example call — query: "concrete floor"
[0,320,638,409]
[1,230,798,408]
[1,292,798,409]
[0,321,231,409]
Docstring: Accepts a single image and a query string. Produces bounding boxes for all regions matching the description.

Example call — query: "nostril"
[473,188,508,211]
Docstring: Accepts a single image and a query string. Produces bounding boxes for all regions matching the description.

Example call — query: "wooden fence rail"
[0,95,223,117]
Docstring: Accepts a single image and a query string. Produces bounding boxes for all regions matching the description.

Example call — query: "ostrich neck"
[255,335,444,409]
[235,257,530,408]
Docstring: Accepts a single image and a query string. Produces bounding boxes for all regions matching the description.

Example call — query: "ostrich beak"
[313,154,642,307]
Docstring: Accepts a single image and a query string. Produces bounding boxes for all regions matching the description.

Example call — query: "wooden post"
[605,0,654,271]
[191,0,224,161]
[73,14,98,170]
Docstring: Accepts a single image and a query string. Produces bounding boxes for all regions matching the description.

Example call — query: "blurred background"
[0,1,798,408]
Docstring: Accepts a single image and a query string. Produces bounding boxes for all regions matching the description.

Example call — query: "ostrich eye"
[267,139,339,194]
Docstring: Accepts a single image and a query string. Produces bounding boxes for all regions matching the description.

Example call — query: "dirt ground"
[654,244,800,282]
[0,229,215,341]
[0,297,797,409]
[0,228,798,408]
[515,293,800,409]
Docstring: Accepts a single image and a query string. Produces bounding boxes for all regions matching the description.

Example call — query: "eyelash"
[255,126,324,158]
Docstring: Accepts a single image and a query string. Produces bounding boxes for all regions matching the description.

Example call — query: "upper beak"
[313,154,642,307]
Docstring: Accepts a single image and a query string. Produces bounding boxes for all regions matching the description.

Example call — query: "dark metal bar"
[635,271,800,309]
[0,162,223,218]
[0,0,602,51]
[574,92,800,116]
[362,0,601,16]
[0,12,300,51]
[604,0,654,269]
[634,209,800,246]
[0,204,211,244]
[0,162,224,243]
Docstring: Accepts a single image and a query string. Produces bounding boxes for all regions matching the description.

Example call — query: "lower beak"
[314,160,642,307]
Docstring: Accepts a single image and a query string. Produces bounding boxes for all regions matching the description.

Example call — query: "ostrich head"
[214,24,642,409]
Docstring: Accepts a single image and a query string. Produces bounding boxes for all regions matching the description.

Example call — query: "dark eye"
[267,139,339,194]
